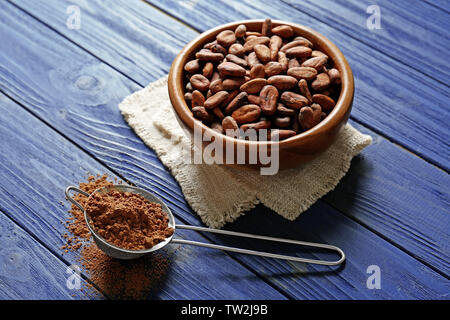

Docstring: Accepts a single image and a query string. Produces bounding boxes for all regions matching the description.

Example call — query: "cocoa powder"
[85,189,174,250]
[62,175,173,299]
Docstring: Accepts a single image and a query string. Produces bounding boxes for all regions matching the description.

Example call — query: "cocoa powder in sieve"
[85,189,174,250]
[62,174,173,299]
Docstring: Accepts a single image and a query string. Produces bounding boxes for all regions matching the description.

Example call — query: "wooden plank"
[281,0,450,83]
[0,93,286,300]
[139,0,450,171]
[0,0,448,298]
[422,0,450,13]
[0,209,98,299]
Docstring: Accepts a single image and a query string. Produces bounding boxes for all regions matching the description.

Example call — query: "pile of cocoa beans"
[183,18,341,141]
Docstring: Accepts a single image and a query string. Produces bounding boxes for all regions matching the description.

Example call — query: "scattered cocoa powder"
[62,174,173,299]
[85,189,174,250]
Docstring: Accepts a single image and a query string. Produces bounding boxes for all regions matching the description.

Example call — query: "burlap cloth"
[119,76,372,228]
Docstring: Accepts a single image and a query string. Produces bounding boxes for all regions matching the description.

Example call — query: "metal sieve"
[65,184,345,265]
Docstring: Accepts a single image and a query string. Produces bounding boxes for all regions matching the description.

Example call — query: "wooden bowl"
[168,20,354,170]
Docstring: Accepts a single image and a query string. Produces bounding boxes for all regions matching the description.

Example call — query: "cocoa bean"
[225,54,248,68]
[235,24,247,38]
[222,77,246,90]
[190,74,210,91]
[312,94,335,112]
[301,56,328,70]
[184,59,201,73]
[231,104,261,124]
[254,44,271,63]
[204,91,229,109]
[202,62,214,78]
[285,46,312,58]
[269,35,282,60]
[264,61,283,77]
[270,129,297,141]
[228,43,245,57]
[216,30,236,47]
[259,85,279,116]
[311,73,330,91]
[243,36,270,52]
[250,64,265,79]
[271,25,294,38]
[261,18,272,36]
[191,90,205,108]
[240,78,268,94]
[209,79,224,94]
[196,50,224,62]
[287,66,318,80]
[280,91,309,110]
[247,52,261,68]
[217,62,246,77]
[241,119,271,131]
[298,79,313,103]
[224,91,248,114]
[267,75,297,90]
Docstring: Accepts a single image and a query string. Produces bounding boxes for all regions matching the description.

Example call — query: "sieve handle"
[172,225,345,266]
[65,186,90,212]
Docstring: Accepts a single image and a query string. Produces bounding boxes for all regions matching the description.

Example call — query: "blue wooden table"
[0,0,448,300]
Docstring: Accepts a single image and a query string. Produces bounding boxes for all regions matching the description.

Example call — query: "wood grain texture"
[141,0,450,171]
[0,93,286,300]
[0,209,98,299]
[0,0,448,298]
[281,0,450,84]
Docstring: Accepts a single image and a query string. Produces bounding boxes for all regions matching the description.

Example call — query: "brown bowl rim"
[168,19,354,149]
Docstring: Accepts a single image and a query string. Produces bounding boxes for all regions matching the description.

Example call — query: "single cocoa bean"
[274,116,291,128]
[293,36,313,47]
[235,24,247,38]
[203,40,217,49]
[224,91,248,114]
[327,68,341,84]
[312,94,335,112]
[241,119,271,131]
[231,104,261,124]
[192,106,213,122]
[299,104,322,130]
[269,35,282,60]
[222,77,246,90]
[280,39,311,53]
[247,52,261,68]
[311,73,330,91]
[264,61,283,77]
[196,50,224,62]
[184,92,192,102]
[228,43,245,56]
[204,91,230,109]
[184,59,201,73]
[254,44,271,63]
[211,43,227,56]
[243,36,270,52]
[225,54,248,68]
[287,66,318,80]
[298,79,313,103]
[267,75,297,90]
[276,103,296,116]
[261,18,272,36]
[240,78,268,94]
[191,90,205,108]
[245,31,262,37]
[271,25,294,38]
[311,50,327,57]
[277,51,289,71]
[202,62,214,78]
[280,91,309,110]
[216,30,236,47]
[259,85,279,116]
[190,74,210,91]
[301,56,328,70]
[217,62,246,77]
[250,64,265,79]
[222,116,239,136]
[221,89,240,108]
[209,79,224,94]
[285,46,312,58]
